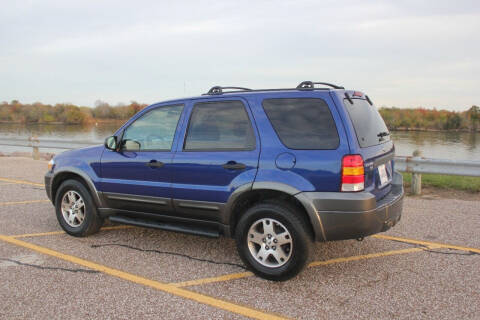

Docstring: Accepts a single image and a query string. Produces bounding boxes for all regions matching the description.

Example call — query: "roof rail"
[296,81,344,90]
[205,86,252,95]
[203,82,343,95]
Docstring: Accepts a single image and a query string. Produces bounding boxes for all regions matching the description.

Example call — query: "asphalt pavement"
[0,156,479,319]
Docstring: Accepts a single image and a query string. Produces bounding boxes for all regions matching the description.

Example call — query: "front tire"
[55,179,103,237]
[235,200,312,281]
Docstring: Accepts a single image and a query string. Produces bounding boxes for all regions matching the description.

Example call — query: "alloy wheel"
[246,218,293,268]
[61,190,85,227]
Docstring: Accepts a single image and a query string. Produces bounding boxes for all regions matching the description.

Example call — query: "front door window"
[122,104,184,151]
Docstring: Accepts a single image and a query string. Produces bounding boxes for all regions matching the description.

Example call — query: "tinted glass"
[184,101,255,150]
[122,104,183,151]
[344,98,390,148]
[262,98,339,149]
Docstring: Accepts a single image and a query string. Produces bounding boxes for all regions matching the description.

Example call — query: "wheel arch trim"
[51,167,104,208]
[224,181,327,241]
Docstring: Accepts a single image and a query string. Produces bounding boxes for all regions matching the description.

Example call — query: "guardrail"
[394,152,480,194]
[1,137,479,195]
[395,156,480,177]
[0,136,101,160]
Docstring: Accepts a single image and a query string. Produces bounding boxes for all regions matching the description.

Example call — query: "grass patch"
[401,172,480,193]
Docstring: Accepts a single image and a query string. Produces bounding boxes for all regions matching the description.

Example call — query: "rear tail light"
[341,155,364,192]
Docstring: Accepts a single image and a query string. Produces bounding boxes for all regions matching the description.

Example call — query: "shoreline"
[0,119,125,125]
[1,121,479,132]
[391,127,480,133]
[0,151,55,160]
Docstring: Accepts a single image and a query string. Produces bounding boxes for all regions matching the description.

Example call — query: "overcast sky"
[1,0,479,110]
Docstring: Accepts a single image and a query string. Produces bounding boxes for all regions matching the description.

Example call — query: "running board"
[108,215,220,238]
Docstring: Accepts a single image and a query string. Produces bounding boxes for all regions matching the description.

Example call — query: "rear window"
[344,98,390,148]
[262,98,339,150]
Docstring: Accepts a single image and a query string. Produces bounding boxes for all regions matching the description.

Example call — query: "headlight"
[48,159,55,171]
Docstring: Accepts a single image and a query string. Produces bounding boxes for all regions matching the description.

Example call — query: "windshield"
[344,98,390,148]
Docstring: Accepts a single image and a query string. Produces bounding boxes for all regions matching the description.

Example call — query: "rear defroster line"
[91,243,247,270]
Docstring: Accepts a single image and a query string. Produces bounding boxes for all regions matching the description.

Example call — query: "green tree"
[468,105,480,131]
[444,113,462,130]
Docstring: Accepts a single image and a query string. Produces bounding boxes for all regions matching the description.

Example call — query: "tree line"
[378,106,479,131]
[0,100,147,125]
[0,100,479,131]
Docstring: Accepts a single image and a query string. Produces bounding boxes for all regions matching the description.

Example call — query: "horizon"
[2,98,477,113]
[1,1,479,111]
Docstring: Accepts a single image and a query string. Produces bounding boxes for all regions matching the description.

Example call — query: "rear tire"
[55,179,103,237]
[235,200,312,281]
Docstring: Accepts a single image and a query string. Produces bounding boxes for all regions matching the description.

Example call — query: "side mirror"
[104,136,118,151]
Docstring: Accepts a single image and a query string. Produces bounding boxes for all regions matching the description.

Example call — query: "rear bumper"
[296,171,404,241]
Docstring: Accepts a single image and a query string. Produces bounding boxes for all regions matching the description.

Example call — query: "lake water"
[0,123,479,161]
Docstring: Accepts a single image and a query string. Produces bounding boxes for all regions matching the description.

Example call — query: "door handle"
[146,160,164,168]
[222,161,246,170]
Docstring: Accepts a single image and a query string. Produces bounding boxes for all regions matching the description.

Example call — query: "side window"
[262,98,339,150]
[122,104,183,151]
[184,100,255,151]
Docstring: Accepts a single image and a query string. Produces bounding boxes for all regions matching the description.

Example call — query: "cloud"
[1,0,479,110]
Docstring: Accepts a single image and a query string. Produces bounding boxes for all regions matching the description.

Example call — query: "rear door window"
[262,98,339,149]
[344,98,390,148]
[184,100,255,151]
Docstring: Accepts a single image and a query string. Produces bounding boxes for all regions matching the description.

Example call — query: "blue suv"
[45,81,404,280]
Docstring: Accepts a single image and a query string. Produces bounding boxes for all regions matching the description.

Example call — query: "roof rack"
[205,86,252,95]
[296,81,344,90]
[203,81,344,95]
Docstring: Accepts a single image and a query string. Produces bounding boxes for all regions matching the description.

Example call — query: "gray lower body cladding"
[296,171,404,242]
[44,172,53,201]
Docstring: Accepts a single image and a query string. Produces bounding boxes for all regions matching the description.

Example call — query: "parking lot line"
[0,177,44,187]
[172,271,254,288]
[0,199,50,206]
[11,230,66,237]
[373,234,480,254]
[11,225,136,238]
[171,246,436,288]
[308,247,431,267]
[0,234,288,320]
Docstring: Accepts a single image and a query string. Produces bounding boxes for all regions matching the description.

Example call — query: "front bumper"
[44,171,53,202]
[297,171,404,242]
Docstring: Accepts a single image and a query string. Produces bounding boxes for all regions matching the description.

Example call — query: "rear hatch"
[343,92,394,200]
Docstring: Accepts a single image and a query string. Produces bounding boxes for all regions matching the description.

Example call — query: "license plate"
[378,164,389,187]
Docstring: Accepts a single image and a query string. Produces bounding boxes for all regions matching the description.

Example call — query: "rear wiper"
[377,131,390,137]
[377,131,390,141]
